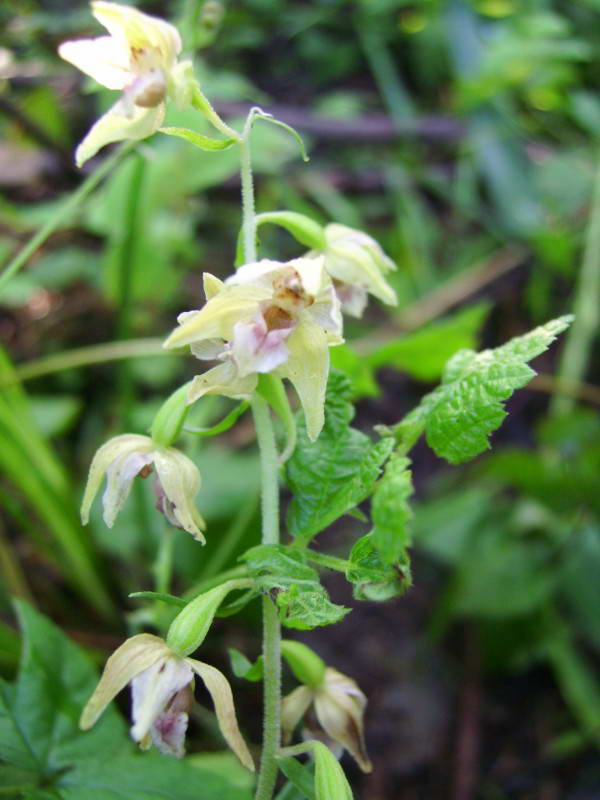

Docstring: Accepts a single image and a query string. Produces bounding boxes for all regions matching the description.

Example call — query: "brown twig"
[527,373,600,407]
[354,245,527,355]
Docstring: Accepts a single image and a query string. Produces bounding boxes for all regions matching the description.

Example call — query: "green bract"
[166,579,253,657]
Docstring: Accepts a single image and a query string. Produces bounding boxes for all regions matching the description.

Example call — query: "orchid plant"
[49,3,573,799]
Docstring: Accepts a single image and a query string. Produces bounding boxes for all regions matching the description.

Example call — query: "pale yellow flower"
[59,1,195,165]
[312,223,397,317]
[282,666,372,773]
[81,633,254,769]
[163,257,343,441]
[80,433,205,542]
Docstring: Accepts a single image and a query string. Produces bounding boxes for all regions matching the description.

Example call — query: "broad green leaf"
[241,545,349,630]
[367,302,490,382]
[286,371,394,542]
[346,534,411,602]
[0,600,129,777]
[228,649,264,682]
[330,344,378,399]
[371,455,413,565]
[394,315,573,464]
[56,751,252,799]
[159,127,237,151]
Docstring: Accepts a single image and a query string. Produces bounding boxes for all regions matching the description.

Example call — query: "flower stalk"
[240,112,282,800]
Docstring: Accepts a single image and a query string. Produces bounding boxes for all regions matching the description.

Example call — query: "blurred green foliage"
[0,0,599,796]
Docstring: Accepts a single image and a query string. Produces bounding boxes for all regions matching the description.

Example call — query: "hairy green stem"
[238,107,283,799]
[304,550,352,573]
[251,367,282,798]
[240,114,257,263]
[551,150,600,417]
[0,142,134,294]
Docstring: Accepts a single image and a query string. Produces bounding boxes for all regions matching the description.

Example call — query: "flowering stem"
[240,112,257,263]
[251,382,282,800]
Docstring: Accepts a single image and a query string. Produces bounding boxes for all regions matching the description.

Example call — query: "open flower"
[59,1,196,166]
[163,257,343,441]
[310,223,397,317]
[81,433,205,542]
[282,666,372,773]
[80,633,254,768]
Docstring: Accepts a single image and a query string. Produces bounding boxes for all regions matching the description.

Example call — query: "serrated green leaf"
[371,455,413,565]
[159,127,237,151]
[286,371,394,542]
[228,648,264,682]
[241,545,349,630]
[346,534,411,602]
[276,586,350,631]
[394,315,573,464]
[0,601,129,777]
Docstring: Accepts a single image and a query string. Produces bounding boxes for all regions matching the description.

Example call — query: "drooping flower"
[310,223,397,318]
[163,256,343,441]
[59,1,196,166]
[281,665,372,773]
[80,433,205,542]
[80,633,254,768]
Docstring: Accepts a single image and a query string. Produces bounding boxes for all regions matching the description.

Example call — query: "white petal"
[153,448,206,542]
[81,433,153,525]
[75,100,164,167]
[190,338,227,361]
[58,36,131,89]
[80,633,170,729]
[281,685,314,743]
[227,259,288,289]
[231,315,293,377]
[307,282,343,335]
[102,449,153,527]
[150,684,193,758]
[334,283,368,318]
[130,656,193,744]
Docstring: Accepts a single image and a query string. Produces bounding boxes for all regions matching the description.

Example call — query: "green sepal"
[166,578,252,656]
[235,211,326,267]
[228,648,264,682]
[150,382,192,447]
[159,127,237,151]
[281,640,326,689]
